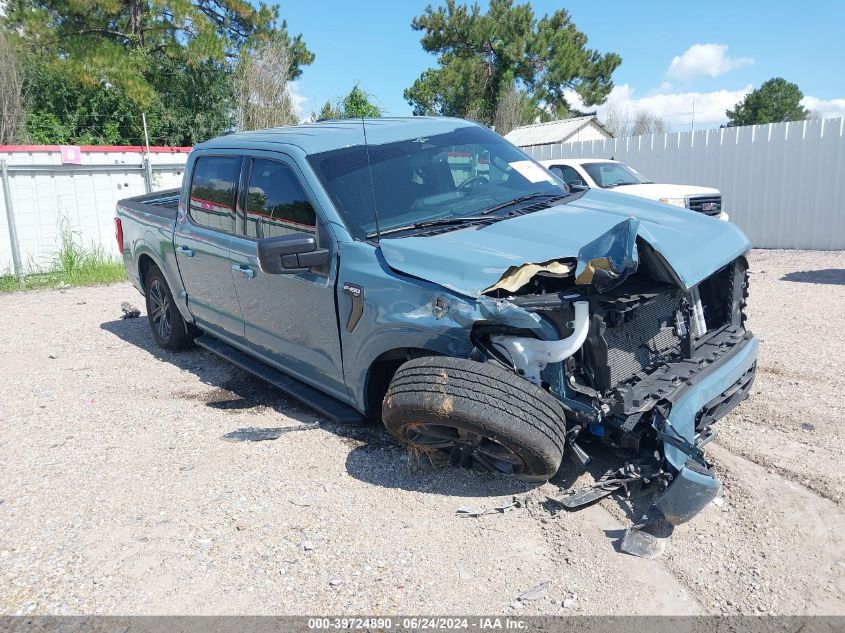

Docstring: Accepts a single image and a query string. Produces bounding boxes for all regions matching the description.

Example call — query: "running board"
[195,335,363,424]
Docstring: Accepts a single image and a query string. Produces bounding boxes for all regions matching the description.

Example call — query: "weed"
[0,219,126,292]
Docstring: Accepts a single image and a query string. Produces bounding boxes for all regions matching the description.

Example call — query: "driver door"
[228,154,346,398]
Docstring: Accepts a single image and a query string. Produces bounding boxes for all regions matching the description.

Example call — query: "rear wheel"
[382,357,567,481]
[144,266,195,351]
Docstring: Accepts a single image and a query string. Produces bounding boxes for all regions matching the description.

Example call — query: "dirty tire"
[382,357,566,481]
[144,266,195,351]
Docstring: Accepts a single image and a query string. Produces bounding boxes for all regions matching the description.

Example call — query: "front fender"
[343,299,476,412]
[338,241,486,411]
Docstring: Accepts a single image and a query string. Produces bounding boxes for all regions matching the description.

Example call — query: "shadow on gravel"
[602,528,628,552]
[781,268,845,285]
[100,315,536,498]
[343,443,537,497]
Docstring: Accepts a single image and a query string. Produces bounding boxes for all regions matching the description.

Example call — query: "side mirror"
[257,234,330,274]
[569,181,589,191]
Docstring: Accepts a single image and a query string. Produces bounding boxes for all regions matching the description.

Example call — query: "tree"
[22,64,147,144]
[2,0,313,143]
[20,56,234,145]
[0,31,26,143]
[492,83,535,135]
[630,111,666,136]
[602,102,630,137]
[234,37,298,131]
[147,59,235,145]
[341,85,382,118]
[316,101,345,120]
[3,0,313,105]
[602,102,666,137]
[312,85,383,120]
[404,0,621,127]
[726,78,808,126]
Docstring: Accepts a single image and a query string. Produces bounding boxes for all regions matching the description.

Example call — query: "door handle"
[175,245,194,257]
[232,264,256,279]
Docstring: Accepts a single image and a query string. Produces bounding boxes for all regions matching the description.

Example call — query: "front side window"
[307,125,569,240]
[244,159,317,239]
[188,156,241,232]
[550,165,586,187]
[581,162,652,189]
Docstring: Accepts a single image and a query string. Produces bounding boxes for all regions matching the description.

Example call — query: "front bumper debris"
[552,332,758,555]
[618,333,758,556]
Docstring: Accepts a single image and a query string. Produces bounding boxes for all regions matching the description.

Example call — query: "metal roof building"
[504,115,614,147]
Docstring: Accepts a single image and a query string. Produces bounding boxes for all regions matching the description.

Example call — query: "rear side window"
[245,159,316,239]
[188,156,241,232]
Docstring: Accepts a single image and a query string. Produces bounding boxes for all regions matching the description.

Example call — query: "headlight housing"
[659,197,686,208]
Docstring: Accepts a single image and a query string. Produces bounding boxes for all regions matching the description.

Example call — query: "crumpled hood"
[378,188,750,297]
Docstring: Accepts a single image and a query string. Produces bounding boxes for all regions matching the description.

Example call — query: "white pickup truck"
[540,158,729,221]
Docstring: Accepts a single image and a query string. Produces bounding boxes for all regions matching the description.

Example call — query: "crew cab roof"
[194,117,478,155]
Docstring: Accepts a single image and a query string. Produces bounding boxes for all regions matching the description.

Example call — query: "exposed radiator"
[603,293,683,387]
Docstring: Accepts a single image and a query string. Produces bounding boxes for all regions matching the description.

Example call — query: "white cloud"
[567,82,845,132]
[655,81,674,94]
[801,96,845,120]
[570,83,751,131]
[667,44,754,81]
[287,81,308,121]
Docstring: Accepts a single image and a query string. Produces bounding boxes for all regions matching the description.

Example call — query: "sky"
[279,0,845,131]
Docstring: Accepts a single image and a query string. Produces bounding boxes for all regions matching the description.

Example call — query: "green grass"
[0,221,127,292]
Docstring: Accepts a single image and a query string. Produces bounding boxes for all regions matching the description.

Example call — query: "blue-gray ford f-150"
[116,117,757,534]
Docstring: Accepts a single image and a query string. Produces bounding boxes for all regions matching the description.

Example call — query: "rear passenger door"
[174,154,245,339]
[228,155,346,398]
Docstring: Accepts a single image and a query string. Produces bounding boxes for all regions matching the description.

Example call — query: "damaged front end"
[466,218,757,530]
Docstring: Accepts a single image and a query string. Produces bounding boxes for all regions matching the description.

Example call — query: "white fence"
[521,117,845,250]
[0,145,189,275]
[2,120,843,276]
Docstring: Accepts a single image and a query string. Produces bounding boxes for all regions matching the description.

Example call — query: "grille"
[686,195,722,216]
[604,293,682,387]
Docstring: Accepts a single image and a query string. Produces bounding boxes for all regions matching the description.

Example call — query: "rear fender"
[133,236,192,324]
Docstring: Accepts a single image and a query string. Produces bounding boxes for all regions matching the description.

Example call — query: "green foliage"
[146,59,235,145]
[314,85,382,120]
[23,63,148,144]
[2,0,312,144]
[726,78,809,127]
[404,0,621,126]
[317,100,345,120]
[22,60,232,145]
[0,30,26,143]
[0,220,126,292]
[341,85,383,118]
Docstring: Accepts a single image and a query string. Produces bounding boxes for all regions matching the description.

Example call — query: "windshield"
[582,162,652,188]
[307,125,568,239]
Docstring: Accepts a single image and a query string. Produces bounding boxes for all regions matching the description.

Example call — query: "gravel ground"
[0,249,843,615]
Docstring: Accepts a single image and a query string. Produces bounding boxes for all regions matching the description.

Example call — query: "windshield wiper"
[367,215,491,238]
[478,192,568,215]
[367,192,570,239]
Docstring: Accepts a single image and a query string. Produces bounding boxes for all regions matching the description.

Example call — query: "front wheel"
[144,266,195,351]
[382,357,567,481]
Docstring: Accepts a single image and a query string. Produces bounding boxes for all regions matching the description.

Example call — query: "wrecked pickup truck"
[116,117,757,528]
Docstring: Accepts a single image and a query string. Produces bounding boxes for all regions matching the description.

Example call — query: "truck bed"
[117,188,181,221]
